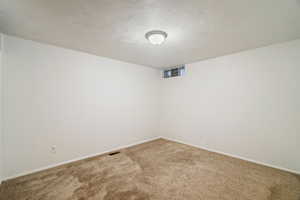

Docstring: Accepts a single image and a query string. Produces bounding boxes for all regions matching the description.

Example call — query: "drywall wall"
[2,34,300,180]
[2,35,160,179]
[160,39,300,173]
[0,34,3,183]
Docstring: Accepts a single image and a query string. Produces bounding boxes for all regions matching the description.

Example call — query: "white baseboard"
[4,136,299,181]
[3,136,161,181]
[161,136,300,175]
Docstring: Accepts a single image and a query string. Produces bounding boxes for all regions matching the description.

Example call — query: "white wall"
[160,39,300,173]
[2,35,160,179]
[2,34,300,180]
[0,34,3,183]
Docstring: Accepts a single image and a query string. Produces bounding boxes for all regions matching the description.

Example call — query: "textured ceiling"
[1,0,300,68]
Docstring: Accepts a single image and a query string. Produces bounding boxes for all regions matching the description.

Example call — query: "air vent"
[108,151,121,156]
[163,65,185,78]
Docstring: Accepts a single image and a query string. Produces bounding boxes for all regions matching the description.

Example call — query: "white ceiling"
[1,0,300,68]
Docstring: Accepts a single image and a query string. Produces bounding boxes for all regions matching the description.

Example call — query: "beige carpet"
[0,139,300,200]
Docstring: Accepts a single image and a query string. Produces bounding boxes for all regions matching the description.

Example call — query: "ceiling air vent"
[163,65,185,78]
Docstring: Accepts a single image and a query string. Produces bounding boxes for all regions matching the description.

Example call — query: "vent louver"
[108,151,121,156]
[163,65,185,78]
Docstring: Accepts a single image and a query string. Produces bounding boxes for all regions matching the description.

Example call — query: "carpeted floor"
[0,138,300,200]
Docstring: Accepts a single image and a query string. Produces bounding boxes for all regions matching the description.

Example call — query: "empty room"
[0,0,300,199]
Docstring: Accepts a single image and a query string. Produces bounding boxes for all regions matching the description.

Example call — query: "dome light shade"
[145,30,168,45]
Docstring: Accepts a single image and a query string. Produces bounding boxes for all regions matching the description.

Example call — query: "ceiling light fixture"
[145,30,168,45]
